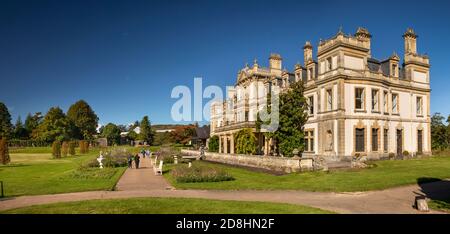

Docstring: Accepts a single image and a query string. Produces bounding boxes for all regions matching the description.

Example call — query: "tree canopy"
[66,100,99,140]
[101,123,121,146]
[32,107,72,143]
[138,116,154,145]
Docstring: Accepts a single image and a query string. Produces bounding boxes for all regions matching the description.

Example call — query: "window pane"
[356,128,365,152]
[372,128,378,151]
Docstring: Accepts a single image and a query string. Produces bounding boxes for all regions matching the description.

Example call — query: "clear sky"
[1,0,450,126]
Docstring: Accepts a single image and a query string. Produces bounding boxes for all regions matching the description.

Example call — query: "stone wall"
[181,149,313,173]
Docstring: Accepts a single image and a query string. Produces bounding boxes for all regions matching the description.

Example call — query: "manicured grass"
[429,198,450,213]
[1,197,333,214]
[0,147,126,197]
[164,156,450,192]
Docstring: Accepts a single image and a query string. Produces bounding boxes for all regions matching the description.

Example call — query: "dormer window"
[392,64,398,77]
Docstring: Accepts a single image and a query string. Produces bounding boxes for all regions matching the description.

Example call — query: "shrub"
[61,141,68,157]
[79,140,89,154]
[0,138,10,165]
[69,167,117,179]
[208,135,219,152]
[69,141,76,156]
[52,140,62,159]
[156,147,178,164]
[235,128,257,155]
[389,152,396,159]
[403,150,410,157]
[171,164,234,183]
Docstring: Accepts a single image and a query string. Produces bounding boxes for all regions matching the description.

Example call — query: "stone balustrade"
[181,149,314,173]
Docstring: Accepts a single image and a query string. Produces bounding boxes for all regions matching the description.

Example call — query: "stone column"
[224,135,228,154]
[230,133,235,154]
[219,135,222,153]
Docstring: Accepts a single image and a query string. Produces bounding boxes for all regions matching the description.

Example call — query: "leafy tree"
[101,123,121,146]
[24,112,43,138]
[127,130,138,141]
[153,132,173,146]
[258,81,308,156]
[431,113,449,150]
[208,135,219,152]
[52,140,62,159]
[235,128,257,154]
[170,125,196,145]
[138,116,154,145]
[67,100,99,140]
[0,137,10,164]
[32,107,72,143]
[0,102,13,138]
[61,141,68,157]
[13,116,28,140]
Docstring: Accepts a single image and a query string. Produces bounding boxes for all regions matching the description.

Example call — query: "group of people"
[127,149,152,169]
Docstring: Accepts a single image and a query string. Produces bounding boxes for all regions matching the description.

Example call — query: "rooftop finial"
[403,27,417,38]
[337,25,344,35]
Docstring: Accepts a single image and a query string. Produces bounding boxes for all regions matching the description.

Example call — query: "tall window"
[372,128,379,151]
[416,97,423,116]
[308,96,314,115]
[308,68,313,80]
[355,88,365,110]
[371,89,379,112]
[355,128,365,152]
[305,130,314,152]
[326,89,333,111]
[417,130,423,154]
[383,91,389,113]
[327,57,332,71]
[392,93,399,114]
[383,129,388,152]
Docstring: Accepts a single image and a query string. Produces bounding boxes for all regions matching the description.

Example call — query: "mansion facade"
[210,27,431,161]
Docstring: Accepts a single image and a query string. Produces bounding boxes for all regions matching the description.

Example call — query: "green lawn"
[429,198,450,213]
[0,147,126,197]
[164,156,450,192]
[0,197,333,214]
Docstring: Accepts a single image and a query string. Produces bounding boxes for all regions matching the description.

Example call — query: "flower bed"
[171,164,234,183]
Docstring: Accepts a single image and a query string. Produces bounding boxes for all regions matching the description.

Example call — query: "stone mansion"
[210,27,431,161]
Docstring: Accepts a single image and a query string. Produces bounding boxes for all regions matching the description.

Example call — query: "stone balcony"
[215,121,256,133]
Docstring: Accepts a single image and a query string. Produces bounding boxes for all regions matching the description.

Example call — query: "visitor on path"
[127,155,133,168]
[141,149,146,158]
[134,154,141,169]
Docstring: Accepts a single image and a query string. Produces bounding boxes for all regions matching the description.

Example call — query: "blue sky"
[1,0,450,126]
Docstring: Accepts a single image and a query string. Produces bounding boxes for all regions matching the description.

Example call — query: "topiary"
[69,141,76,156]
[61,141,68,157]
[0,138,10,165]
[52,140,62,159]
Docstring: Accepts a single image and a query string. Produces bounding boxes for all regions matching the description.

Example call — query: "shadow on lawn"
[414,177,450,208]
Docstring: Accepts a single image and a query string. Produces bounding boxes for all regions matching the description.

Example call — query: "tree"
[66,100,99,140]
[138,116,154,145]
[0,137,10,164]
[32,107,72,143]
[170,125,196,145]
[24,112,43,138]
[127,130,138,141]
[431,113,449,150]
[52,140,62,159]
[258,81,308,156]
[208,135,219,152]
[0,102,13,138]
[13,116,28,140]
[101,123,121,146]
[235,128,257,154]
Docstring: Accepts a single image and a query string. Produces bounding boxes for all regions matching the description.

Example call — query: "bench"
[154,160,163,176]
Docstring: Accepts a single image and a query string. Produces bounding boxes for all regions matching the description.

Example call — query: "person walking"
[127,155,133,168]
[134,154,141,169]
